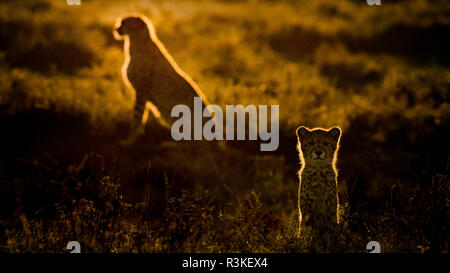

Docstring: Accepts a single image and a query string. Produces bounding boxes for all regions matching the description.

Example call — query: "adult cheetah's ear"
[328,127,342,142]
[296,126,310,140]
[126,17,147,31]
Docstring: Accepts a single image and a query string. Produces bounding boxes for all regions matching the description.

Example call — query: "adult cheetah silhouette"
[113,14,211,144]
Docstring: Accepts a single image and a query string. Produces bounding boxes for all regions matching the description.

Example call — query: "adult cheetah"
[113,14,211,143]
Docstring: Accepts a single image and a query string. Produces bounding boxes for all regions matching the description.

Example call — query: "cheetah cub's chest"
[296,126,341,234]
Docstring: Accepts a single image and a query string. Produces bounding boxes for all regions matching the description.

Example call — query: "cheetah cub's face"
[114,16,147,37]
[296,126,341,164]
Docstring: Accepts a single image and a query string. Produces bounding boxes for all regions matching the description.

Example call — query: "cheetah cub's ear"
[328,127,342,142]
[296,126,310,140]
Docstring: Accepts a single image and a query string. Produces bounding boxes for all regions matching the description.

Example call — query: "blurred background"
[0,0,448,253]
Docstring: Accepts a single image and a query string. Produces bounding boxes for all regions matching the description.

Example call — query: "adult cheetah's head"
[296,126,341,164]
[114,15,149,39]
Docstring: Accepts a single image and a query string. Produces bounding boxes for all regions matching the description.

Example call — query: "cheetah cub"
[296,126,342,244]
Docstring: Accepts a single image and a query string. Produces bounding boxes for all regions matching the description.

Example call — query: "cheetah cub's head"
[296,126,341,165]
[114,15,151,39]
